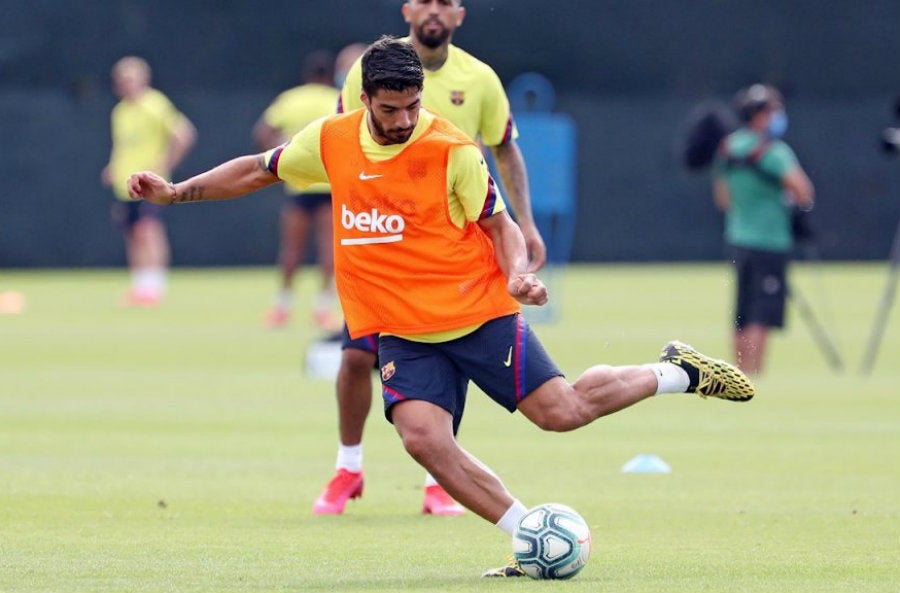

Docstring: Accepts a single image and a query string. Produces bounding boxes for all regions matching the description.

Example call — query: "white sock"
[335,443,362,473]
[151,268,166,293]
[275,288,292,310]
[134,268,165,296]
[424,473,439,488]
[314,286,336,311]
[496,500,529,536]
[649,362,690,394]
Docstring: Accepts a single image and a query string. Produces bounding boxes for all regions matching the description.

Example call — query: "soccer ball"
[512,503,592,580]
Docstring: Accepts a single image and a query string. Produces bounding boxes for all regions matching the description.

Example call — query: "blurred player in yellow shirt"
[334,42,368,91]
[254,50,349,329]
[101,56,196,307]
[315,0,547,516]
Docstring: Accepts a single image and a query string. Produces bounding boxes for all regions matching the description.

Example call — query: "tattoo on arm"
[169,155,271,205]
[173,185,204,204]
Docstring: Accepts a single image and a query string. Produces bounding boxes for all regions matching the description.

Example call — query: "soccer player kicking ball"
[323,0,547,518]
[128,37,755,578]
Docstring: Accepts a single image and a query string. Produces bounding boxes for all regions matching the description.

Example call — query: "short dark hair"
[302,50,334,84]
[361,36,424,98]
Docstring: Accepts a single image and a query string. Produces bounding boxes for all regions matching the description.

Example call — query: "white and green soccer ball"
[512,503,592,579]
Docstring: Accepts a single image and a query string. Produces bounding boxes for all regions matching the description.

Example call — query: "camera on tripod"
[880,96,900,154]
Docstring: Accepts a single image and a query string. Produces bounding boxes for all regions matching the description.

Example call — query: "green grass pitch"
[1,263,898,592]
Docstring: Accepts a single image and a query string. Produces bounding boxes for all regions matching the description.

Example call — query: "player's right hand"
[127,171,174,205]
[509,273,549,306]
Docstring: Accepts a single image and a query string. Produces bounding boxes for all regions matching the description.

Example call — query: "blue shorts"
[341,323,380,368]
[377,313,563,434]
[286,192,330,214]
[732,246,788,329]
[341,324,379,353]
[111,200,163,231]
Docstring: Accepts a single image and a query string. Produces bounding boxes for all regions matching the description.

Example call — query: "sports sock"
[275,288,292,311]
[424,473,439,488]
[335,443,362,473]
[134,268,165,296]
[496,500,529,536]
[314,286,336,311]
[649,362,690,394]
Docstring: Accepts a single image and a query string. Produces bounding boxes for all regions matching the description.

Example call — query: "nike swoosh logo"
[358,172,383,181]
[503,346,513,367]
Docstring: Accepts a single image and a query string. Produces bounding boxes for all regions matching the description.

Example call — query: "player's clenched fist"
[127,171,175,205]
[508,273,548,306]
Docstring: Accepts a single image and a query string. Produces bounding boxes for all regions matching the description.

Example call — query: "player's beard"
[416,19,452,49]
[369,111,414,145]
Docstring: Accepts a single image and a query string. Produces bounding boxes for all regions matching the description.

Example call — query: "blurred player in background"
[312,0,548,518]
[126,37,755,578]
[712,84,815,375]
[334,42,368,90]
[101,56,196,307]
[255,51,342,329]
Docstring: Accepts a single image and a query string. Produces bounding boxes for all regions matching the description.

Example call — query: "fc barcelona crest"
[450,90,465,106]
[381,361,396,382]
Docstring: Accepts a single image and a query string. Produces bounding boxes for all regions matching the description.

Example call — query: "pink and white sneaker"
[422,484,465,516]
[122,289,161,308]
[312,469,363,515]
[266,306,291,329]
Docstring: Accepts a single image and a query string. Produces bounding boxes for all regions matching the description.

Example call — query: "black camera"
[880,96,900,154]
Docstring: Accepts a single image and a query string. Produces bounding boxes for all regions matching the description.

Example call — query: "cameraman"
[712,84,815,375]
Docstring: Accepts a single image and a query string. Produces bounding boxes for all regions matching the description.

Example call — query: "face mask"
[768,110,788,138]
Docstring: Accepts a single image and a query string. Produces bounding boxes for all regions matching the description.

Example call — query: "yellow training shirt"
[108,88,186,201]
[339,41,517,146]
[260,82,339,195]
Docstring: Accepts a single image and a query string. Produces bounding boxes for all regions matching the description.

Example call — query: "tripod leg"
[860,265,900,374]
[790,286,845,373]
[860,214,900,375]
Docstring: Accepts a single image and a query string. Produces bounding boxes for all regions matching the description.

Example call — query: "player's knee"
[341,348,376,375]
[397,424,439,464]
[520,380,589,432]
[526,398,588,433]
[531,406,584,432]
[131,218,157,240]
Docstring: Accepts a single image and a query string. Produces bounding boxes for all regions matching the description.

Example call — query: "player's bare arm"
[128,154,278,205]
[478,211,548,306]
[164,117,197,173]
[712,177,731,212]
[490,140,547,272]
